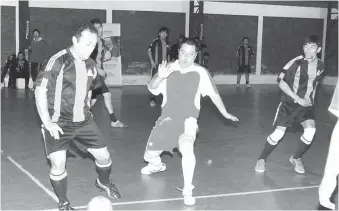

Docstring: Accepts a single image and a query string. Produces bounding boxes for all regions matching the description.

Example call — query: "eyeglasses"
[179,50,196,57]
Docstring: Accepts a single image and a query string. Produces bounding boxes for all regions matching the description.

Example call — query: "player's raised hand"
[158,61,175,79]
[223,113,239,122]
[44,121,64,140]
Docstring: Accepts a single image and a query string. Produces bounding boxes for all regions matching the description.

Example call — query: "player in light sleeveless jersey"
[141,38,239,206]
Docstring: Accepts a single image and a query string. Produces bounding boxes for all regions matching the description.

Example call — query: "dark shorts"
[146,116,198,152]
[273,101,315,128]
[238,65,251,73]
[91,76,109,99]
[41,115,106,157]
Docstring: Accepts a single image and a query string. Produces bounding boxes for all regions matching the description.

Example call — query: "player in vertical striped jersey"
[148,26,171,107]
[34,22,121,210]
[255,35,325,174]
[141,39,238,206]
[89,18,127,128]
[236,37,255,87]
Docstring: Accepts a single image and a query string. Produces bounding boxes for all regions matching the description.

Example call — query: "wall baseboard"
[120,75,337,86]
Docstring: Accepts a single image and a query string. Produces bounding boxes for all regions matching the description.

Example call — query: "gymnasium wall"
[326,21,338,76]
[1,6,16,65]
[29,7,106,59]
[2,1,337,83]
[112,10,185,75]
[202,14,258,74]
[261,17,324,74]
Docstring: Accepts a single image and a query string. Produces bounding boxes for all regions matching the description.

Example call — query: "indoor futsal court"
[1,84,337,210]
[1,0,338,211]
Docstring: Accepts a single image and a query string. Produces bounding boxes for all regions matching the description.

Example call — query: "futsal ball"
[87,196,113,211]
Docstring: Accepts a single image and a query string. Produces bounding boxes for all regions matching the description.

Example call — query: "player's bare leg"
[102,92,127,127]
[236,73,241,87]
[245,73,251,87]
[178,117,198,206]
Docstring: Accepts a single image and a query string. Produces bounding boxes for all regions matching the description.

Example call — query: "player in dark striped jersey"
[89,18,127,128]
[34,22,121,210]
[148,27,171,107]
[141,38,239,206]
[255,35,325,174]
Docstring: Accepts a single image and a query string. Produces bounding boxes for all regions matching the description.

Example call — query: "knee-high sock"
[50,171,68,202]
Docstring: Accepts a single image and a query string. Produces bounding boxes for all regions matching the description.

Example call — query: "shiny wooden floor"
[1,84,337,210]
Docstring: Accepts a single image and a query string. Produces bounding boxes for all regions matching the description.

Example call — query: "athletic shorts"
[273,101,315,128]
[146,115,198,152]
[41,114,106,157]
[91,76,109,99]
[238,65,251,73]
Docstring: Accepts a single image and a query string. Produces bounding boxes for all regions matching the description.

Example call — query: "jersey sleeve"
[34,56,62,90]
[277,55,303,83]
[148,39,157,52]
[199,67,219,98]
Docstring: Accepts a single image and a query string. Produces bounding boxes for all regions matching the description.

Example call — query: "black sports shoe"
[95,178,121,199]
[58,201,74,210]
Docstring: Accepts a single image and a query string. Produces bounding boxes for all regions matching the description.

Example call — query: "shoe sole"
[141,165,166,175]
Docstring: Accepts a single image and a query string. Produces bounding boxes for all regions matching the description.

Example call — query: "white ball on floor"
[87,196,113,211]
[207,159,212,165]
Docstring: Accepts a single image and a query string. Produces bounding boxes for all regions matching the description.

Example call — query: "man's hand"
[295,97,312,107]
[223,113,239,122]
[158,61,175,79]
[44,121,64,140]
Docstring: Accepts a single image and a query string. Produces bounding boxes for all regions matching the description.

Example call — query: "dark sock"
[259,138,277,160]
[50,171,68,202]
[293,141,310,159]
[246,81,249,84]
[237,81,240,84]
[96,161,112,185]
[109,113,117,122]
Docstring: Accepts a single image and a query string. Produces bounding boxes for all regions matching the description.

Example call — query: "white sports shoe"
[141,163,166,175]
[182,185,196,206]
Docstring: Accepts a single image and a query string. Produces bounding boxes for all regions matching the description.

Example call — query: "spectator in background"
[1,53,16,88]
[147,26,170,107]
[170,35,186,61]
[236,37,255,88]
[29,29,49,85]
[12,52,30,89]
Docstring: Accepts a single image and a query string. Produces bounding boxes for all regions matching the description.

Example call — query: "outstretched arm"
[201,69,238,121]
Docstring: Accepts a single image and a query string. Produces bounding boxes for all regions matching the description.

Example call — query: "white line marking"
[43,184,319,210]
[5,155,59,202]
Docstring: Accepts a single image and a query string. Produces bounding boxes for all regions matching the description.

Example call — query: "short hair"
[33,29,40,34]
[90,18,103,26]
[242,37,249,41]
[73,21,98,40]
[179,38,200,52]
[17,51,24,55]
[158,26,169,34]
[304,35,321,47]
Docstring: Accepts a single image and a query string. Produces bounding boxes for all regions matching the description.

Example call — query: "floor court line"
[44,184,319,211]
[3,153,59,202]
